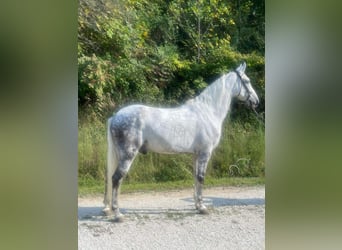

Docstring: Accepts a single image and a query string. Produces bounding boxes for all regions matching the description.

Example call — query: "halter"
[234,70,264,125]
[234,70,251,102]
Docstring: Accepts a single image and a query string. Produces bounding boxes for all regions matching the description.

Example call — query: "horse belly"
[143,122,196,154]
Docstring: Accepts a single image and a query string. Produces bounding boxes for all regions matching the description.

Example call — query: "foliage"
[169,0,233,62]
[78,0,264,113]
[229,0,265,53]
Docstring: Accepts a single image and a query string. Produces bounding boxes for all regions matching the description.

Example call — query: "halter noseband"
[234,70,251,102]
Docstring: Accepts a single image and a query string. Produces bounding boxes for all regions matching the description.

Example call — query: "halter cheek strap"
[234,70,251,102]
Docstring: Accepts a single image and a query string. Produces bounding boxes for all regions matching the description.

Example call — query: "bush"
[78,54,116,114]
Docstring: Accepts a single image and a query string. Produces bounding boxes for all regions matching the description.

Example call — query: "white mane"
[186,72,236,122]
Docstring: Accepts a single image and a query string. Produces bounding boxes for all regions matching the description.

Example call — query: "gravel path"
[78,186,265,250]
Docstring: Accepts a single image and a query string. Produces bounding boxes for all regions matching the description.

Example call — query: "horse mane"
[186,72,235,119]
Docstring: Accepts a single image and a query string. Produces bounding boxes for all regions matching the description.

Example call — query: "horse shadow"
[78,206,196,222]
[78,196,264,222]
[181,196,265,207]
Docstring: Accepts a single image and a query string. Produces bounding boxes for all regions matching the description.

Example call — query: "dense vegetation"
[78,0,265,184]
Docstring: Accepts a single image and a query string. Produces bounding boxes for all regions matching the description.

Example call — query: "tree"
[78,0,265,117]
[230,0,265,54]
[169,0,234,62]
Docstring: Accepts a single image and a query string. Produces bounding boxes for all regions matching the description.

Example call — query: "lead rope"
[234,69,264,126]
[251,107,265,126]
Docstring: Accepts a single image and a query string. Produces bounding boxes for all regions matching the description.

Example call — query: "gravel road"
[78,186,265,250]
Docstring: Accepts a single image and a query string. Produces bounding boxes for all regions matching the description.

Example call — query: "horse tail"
[103,116,117,209]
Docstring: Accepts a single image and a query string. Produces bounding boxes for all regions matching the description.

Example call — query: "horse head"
[234,62,260,109]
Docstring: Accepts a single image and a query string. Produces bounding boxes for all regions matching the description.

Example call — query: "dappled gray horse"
[103,62,259,221]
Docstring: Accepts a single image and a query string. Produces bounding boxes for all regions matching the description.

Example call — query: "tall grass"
[78,113,107,180]
[209,118,265,178]
[78,112,265,185]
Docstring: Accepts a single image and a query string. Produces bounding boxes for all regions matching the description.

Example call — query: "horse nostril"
[252,100,259,108]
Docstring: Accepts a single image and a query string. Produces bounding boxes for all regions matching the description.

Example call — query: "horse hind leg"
[111,137,141,222]
[108,117,143,221]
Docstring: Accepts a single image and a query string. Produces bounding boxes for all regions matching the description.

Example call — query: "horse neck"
[189,73,236,123]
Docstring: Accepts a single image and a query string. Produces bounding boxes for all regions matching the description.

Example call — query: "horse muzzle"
[248,97,259,109]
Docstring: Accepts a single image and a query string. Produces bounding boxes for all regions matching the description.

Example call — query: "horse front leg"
[194,152,211,214]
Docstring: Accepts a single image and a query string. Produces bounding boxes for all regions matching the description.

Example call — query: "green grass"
[78,176,265,196]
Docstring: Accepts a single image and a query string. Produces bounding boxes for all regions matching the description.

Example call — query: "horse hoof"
[113,215,124,223]
[198,208,209,215]
[103,208,114,216]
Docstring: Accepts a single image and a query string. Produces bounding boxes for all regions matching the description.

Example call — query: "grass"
[78,176,265,196]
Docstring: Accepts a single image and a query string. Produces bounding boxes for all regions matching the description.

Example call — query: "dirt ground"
[78,185,265,250]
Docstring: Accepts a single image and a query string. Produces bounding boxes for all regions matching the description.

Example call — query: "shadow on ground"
[78,207,196,221]
[181,196,265,207]
[78,196,264,221]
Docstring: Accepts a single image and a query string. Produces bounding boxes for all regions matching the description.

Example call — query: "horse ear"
[241,62,247,72]
[236,62,246,73]
[236,64,242,72]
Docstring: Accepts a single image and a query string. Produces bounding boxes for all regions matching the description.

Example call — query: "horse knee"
[197,174,205,184]
[112,169,126,187]
[195,152,210,185]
